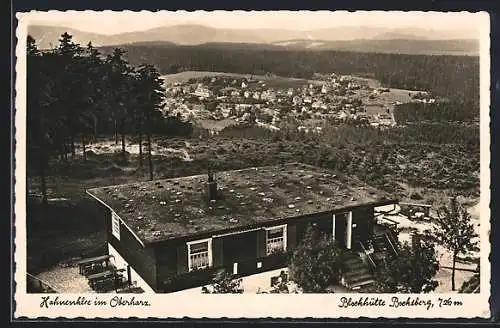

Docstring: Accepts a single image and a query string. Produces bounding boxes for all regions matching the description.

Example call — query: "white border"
[14,10,491,319]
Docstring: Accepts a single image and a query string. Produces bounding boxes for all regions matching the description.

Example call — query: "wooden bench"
[88,268,126,292]
[75,255,114,276]
[117,286,144,293]
[93,277,117,293]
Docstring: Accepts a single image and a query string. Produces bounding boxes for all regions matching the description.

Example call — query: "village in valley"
[162,71,436,133]
[23,13,482,300]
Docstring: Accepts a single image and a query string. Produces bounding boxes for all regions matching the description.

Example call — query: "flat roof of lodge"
[87,163,396,245]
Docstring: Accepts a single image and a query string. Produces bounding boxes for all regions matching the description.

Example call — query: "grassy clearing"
[162,71,251,84]
[195,119,238,131]
[162,70,319,88]
[358,87,422,114]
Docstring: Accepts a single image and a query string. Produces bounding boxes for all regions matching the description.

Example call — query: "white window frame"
[332,214,336,242]
[264,224,287,255]
[333,212,352,249]
[111,212,121,241]
[187,238,213,272]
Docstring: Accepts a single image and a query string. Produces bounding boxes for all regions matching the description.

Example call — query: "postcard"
[14,10,491,319]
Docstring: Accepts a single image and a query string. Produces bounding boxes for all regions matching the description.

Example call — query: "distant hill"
[371,32,429,40]
[28,23,480,55]
[27,25,107,49]
[28,24,290,49]
[270,38,479,56]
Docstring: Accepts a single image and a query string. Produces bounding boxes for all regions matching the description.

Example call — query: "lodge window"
[187,239,212,271]
[111,212,120,240]
[265,225,287,255]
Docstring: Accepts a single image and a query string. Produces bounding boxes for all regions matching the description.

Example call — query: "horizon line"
[28,21,480,37]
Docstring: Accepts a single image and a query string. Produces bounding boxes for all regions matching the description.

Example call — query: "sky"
[21,10,487,35]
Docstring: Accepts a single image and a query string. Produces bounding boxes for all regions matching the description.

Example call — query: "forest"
[27,32,184,200]
[394,101,479,123]
[215,122,479,195]
[27,32,480,206]
[100,42,480,116]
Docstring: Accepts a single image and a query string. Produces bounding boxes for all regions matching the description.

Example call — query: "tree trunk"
[451,252,457,291]
[38,138,48,207]
[91,112,98,142]
[40,162,48,206]
[121,119,126,153]
[121,134,126,153]
[147,132,153,181]
[114,119,118,145]
[138,130,143,167]
[63,143,68,161]
[70,134,76,157]
[82,134,86,160]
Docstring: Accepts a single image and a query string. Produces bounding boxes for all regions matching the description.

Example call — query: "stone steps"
[341,253,375,290]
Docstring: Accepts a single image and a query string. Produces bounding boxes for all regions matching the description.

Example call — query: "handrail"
[386,227,399,245]
[27,273,58,293]
[399,202,432,208]
[377,216,399,226]
[384,232,398,256]
[359,241,377,271]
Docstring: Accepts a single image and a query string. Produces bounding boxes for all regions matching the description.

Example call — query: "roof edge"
[144,198,399,246]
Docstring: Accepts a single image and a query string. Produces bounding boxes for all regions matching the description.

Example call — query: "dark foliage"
[394,102,478,123]
[367,233,439,293]
[27,33,192,194]
[288,226,342,293]
[202,269,244,294]
[215,123,479,194]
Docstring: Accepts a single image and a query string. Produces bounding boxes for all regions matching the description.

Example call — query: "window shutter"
[176,244,188,274]
[287,223,297,250]
[212,237,224,267]
[256,229,267,258]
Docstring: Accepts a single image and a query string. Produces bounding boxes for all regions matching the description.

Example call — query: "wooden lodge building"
[87,163,399,293]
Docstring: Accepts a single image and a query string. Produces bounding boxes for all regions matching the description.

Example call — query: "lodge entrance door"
[333,212,353,250]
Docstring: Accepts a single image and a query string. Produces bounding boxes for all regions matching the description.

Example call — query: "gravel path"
[84,140,193,161]
[37,266,94,293]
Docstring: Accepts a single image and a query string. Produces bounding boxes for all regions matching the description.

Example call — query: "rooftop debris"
[87,163,395,244]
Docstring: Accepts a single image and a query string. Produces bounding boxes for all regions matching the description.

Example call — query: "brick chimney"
[206,169,218,201]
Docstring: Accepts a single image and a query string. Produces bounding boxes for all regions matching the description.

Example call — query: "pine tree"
[434,197,479,291]
[80,42,105,157]
[54,32,84,158]
[27,35,48,205]
[135,64,166,180]
[105,48,133,154]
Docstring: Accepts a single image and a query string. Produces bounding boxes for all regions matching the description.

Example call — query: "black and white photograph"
[14,10,490,318]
